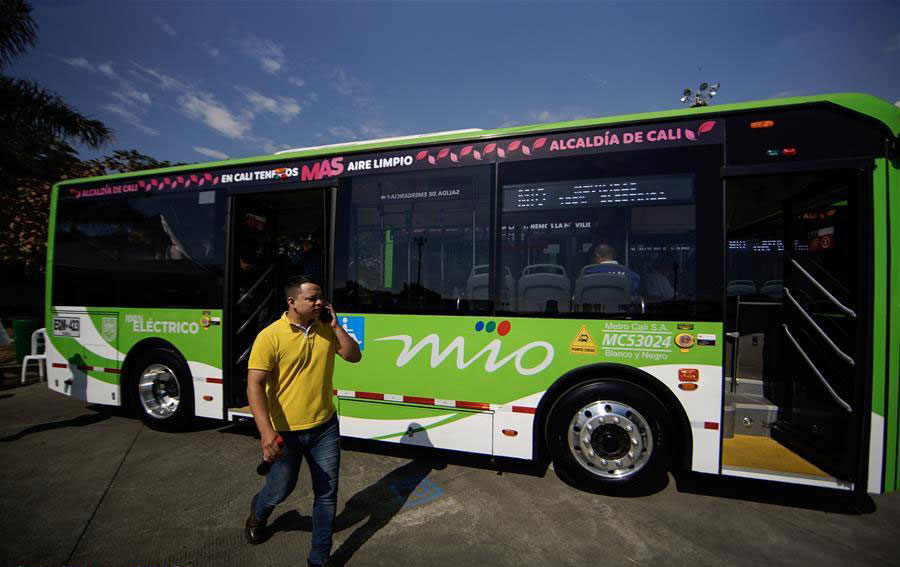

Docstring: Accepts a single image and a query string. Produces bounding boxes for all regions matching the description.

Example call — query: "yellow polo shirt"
[248,312,338,431]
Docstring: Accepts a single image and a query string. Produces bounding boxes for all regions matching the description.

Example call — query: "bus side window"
[497,147,721,320]
[334,166,493,315]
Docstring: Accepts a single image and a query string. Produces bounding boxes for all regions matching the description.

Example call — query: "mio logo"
[374,334,554,376]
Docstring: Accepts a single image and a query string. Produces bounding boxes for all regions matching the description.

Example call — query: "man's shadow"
[330,457,443,565]
[270,423,445,566]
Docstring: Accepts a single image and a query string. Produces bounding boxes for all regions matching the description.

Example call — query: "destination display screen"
[502,174,693,212]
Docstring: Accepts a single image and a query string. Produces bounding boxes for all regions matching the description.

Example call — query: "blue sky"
[8,0,899,165]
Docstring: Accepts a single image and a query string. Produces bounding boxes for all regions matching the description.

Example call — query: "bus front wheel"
[128,348,194,432]
[546,380,669,491]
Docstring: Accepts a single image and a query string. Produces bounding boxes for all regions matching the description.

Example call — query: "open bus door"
[224,187,331,414]
[724,166,870,488]
[772,171,869,481]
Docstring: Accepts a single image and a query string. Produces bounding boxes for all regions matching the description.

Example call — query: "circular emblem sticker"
[675,333,695,349]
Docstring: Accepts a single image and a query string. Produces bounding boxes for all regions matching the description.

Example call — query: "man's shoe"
[307,560,332,567]
[245,494,267,545]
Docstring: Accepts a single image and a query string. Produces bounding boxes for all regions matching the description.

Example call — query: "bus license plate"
[53,317,81,337]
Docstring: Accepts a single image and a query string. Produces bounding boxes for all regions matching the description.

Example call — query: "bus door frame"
[222,181,337,411]
[721,156,875,491]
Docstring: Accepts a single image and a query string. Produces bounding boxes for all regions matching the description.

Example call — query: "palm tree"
[0,0,36,69]
[0,0,113,182]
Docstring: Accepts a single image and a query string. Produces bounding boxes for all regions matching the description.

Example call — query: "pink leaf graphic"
[508,140,521,152]
[438,148,450,159]
[427,155,436,165]
[685,129,696,141]
[473,150,482,160]
[416,150,428,161]
[450,153,458,162]
[533,137,547,149]
[184,180,191,188]
[484,143,496,154]
[198,178,205,186]
[522,146,531,156]
[176,176,184,184]
[497,148,506,158]
[212,177,220,185]
[698,121,716,134]
[460,146,473,157]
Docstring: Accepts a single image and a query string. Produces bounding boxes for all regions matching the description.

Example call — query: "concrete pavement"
[2,377,899,567]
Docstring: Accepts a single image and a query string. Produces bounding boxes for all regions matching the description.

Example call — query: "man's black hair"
[285,275,322,299]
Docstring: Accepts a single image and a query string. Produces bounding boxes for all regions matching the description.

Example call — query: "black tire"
[546,379,669,491]
[128,348,194,432]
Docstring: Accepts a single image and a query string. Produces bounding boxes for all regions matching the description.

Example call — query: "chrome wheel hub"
[138,364,181,419]
[567,400,652,479]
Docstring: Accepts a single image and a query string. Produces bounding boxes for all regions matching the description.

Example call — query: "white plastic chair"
[21,328,47,384]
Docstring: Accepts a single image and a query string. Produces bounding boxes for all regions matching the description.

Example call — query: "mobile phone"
[319,308,332,323]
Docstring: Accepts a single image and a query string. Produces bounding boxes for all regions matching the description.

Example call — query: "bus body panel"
[882,155,900,492]
[44,306,225,419]
[332,314,723,473]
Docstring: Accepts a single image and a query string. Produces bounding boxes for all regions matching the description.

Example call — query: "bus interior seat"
[500,266,517,311]
[466,265,517,310]
[760,279,784,299]
[518,264,569,313]
[574,267,632,313]
[727,280,757,296]
[466,264,490,300]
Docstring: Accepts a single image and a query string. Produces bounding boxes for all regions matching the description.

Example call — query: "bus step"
[228,406,253,421]
[733,396,778,437]
[725,376,765,397]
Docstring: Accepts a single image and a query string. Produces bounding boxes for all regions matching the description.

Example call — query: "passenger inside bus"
[291,233,325,284]
[641,254,677,301]
[582,244,641,290]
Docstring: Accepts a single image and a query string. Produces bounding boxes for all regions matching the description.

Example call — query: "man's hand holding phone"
[319,300,336,327]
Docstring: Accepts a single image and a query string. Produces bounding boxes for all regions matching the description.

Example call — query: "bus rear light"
[678,383,699,391]
[751,120,775,129]
[678,368,699,382]
[782,148,798,156]
[203,395,213,402]
[502,429,519,437]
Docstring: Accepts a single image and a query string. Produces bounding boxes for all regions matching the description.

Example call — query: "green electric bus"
[45,93,899,493]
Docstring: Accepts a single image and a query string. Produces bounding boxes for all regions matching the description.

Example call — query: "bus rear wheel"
[547,380,669,491]
[129,348,194,432]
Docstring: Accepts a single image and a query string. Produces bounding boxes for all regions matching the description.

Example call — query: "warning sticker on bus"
[53,317,81,337]
[570,325,597,355]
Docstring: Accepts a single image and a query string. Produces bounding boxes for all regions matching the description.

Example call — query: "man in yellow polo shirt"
[245,275,361,567]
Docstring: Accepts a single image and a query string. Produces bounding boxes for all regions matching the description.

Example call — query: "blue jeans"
[255,414,340,564]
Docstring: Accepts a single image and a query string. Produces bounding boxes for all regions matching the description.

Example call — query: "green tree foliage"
[1,0,114,184]
[0,0,36,70]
